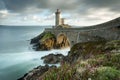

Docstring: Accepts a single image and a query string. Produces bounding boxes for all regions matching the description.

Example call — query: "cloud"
[0,0,120,25]
[1,0,78,14]
[1,0,120,16]
[80,0,120,11]
[1,0,119,13]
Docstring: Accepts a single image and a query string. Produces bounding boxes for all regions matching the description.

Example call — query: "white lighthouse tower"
[55,9,61,26]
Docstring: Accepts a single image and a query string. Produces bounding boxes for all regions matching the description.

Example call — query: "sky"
[0,0,120,26]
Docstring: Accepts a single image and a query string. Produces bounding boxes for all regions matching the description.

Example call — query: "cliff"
[30,32,70,50]
[42,40,120,80]
[21,40,120,80]
[30,32,56,50]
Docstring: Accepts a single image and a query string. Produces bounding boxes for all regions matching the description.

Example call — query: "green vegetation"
[41,52,120,80]
[70,40,120,57]
[41,32,56,42]
[95,67,120,80]
[43,40,120,80]
[70,41,107,58]
[77,53,120,80]
[32,40,120,80]
[105,40,120,50]
[42,63,76,80]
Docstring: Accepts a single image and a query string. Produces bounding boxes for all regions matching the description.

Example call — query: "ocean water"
[0,26,70,80]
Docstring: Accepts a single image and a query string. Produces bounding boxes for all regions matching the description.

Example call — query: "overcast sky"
[0,0,120,26]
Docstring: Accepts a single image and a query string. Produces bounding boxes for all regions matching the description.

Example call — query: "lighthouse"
[55,9,61,26]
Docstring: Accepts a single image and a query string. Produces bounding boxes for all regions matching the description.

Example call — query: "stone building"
[55,9,61,26]
[55,9,71,28]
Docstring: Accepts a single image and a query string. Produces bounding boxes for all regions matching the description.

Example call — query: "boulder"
[41,53,64,64]
[18,65,56,80]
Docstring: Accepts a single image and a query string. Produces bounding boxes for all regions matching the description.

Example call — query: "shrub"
[42,63,76,80]
[93,67,120,80]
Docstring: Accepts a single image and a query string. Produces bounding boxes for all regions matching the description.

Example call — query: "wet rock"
[41,53,65,64]
[18,65,56,80]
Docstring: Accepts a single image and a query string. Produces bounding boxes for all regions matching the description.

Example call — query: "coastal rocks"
[53,40,120,80]
[31,32,56,50]
[56,33,70,49]
[37,37,56,50]
[18,65,56,80]
[41,53,64,64]
[20,40,120,80]
[30,32,70,50]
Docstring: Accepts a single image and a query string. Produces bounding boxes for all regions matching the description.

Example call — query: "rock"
[41,53,64,64]
[56,33,70,49]
[30,32,46,44]
[31,32,57,50]
[18,65,56,80]
[30,32,70,51]
[19,40,120,80]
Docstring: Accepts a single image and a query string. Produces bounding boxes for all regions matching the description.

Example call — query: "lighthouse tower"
[55,9,61,26]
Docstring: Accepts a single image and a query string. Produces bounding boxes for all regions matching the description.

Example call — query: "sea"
[0,25,70,80]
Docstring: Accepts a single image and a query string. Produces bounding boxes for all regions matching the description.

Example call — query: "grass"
[29,29,120,80]
[37,40,120,80]
[94,67,120,80]
[41,32,56,42]
[41,53,120,80]
[76,53,120,80]
[70,40,120,58]
[69,41,107,59]
[42,63,76,80]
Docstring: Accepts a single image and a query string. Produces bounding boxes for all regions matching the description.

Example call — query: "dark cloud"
[0,0,6,10]
[3,0,39,12]
[0,0,120,14]
[1,0,78,13]
[0,0,120,25]
[80,0,120,12]
[81,0,120,8]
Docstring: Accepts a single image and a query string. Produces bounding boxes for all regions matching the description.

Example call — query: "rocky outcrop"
[30,32,70,50]
[20,40,120,80]
[56,33,70,49]
[40,40,120,80]
[41,53,64,64]
[18,65,56,80]
[31,32,56,50]
[66,40,120,63]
